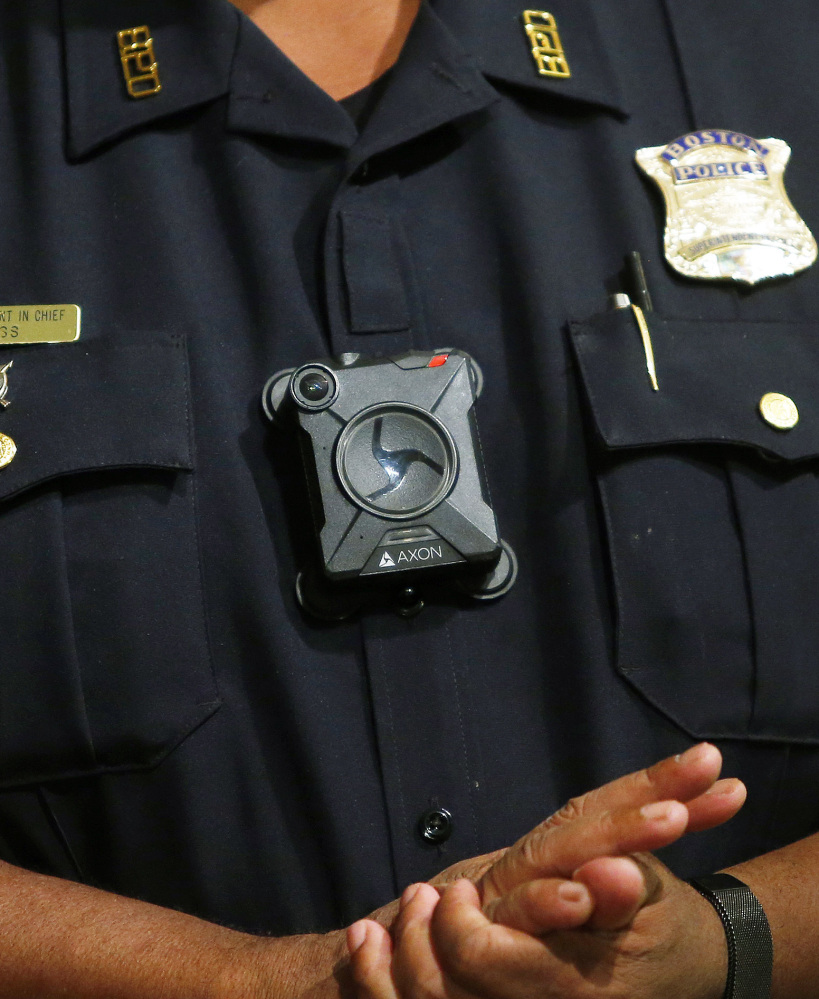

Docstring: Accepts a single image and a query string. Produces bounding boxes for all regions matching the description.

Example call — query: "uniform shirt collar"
[434,0,628,117]
[62,0,238,159]
[61,0,626,160]
[227,1,501,155]
[62,0,501,157]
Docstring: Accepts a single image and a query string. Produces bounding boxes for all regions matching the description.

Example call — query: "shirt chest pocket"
[0,331,219,788]
[570,310,819,744]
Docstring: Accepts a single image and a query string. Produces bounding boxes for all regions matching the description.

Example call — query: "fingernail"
[705,779,739,796]
[678,743,714,765]
[401,883,423,908]
[348,921,367,955]
[558,881,589,904]
[640,801,676,821]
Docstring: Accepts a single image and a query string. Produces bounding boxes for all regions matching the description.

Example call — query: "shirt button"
[759,392,799,430]
[419,808,453,844]
[0,432,15,468]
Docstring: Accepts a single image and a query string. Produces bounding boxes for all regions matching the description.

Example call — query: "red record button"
[428,354,449,368]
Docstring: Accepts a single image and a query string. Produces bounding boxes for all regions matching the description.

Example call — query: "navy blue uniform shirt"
[2,0,819,935]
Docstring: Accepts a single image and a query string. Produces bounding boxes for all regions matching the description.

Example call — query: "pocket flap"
[569,312,819,461]
[0,330,192,502]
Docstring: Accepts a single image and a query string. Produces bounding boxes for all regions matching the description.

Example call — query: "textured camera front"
[336,405,457,520]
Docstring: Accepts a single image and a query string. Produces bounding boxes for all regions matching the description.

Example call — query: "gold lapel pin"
[117,26,162,99]
[522,10,571,79]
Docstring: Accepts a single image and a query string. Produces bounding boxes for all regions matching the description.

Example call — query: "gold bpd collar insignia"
[636,130,817,284]
[117,26,162,99]
[522,11,571,79]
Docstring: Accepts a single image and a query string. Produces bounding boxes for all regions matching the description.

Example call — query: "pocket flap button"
[0,432,15,467]
[759,392,799,430]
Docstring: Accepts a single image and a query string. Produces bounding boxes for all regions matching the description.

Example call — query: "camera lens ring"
[335,403,459,521]
[290,364,339,411]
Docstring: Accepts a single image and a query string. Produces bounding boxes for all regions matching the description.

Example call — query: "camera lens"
[290,365,338,411]
[299,372,331,401]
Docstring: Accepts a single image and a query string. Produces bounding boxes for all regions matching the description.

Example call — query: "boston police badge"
[636,130,817,284]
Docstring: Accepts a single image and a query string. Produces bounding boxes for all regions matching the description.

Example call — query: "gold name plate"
[0,305,81,344]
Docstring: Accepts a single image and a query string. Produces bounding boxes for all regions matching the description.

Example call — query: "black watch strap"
[688,873,773,999]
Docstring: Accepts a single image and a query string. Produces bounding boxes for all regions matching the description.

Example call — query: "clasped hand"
[347,744,744,999]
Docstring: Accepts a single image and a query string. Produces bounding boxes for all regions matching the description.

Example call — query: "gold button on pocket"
[0,432,15,467]
[759,392,799,430]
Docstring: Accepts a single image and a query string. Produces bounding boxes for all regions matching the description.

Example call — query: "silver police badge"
[636,130,817,284]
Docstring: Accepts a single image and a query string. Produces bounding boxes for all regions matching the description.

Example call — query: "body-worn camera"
[262,349,516,619]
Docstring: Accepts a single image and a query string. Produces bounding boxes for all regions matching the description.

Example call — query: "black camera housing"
[263,349,516,618]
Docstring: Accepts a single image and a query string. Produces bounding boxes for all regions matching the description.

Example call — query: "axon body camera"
[262,349,516,619]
